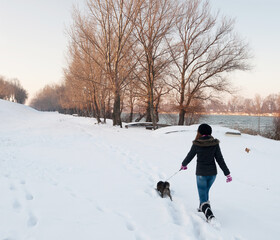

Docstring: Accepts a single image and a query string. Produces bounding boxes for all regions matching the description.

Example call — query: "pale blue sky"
[211,0,280,98]
[0,0,279,103]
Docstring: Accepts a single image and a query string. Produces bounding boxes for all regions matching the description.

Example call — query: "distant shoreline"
[198,112,278,117]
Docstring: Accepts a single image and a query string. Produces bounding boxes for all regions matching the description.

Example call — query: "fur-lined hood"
[193,136,220,147]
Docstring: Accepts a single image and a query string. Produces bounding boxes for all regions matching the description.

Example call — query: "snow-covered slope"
[1,99,280,240]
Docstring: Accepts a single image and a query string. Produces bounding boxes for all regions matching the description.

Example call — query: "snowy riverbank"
[1,99,279,240]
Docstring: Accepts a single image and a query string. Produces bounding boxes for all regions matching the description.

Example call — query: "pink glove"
[180,165,187,170]
[226,174,232,183]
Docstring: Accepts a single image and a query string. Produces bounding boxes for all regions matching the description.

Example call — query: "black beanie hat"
[198,123,212,135]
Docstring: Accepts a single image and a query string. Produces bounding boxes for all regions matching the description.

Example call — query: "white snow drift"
[1,99,280,240]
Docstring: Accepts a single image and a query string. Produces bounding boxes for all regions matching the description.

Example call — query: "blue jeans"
[196,175,216,204]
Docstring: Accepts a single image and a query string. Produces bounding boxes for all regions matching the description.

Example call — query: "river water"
[199,115,274,133]
[158,114,275,134]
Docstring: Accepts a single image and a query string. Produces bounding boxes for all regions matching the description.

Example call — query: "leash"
[165,169,181,181]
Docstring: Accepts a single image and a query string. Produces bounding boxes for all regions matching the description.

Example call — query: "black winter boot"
[201,202,215,221]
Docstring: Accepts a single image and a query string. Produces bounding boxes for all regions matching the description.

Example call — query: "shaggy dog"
[156,181,172,201]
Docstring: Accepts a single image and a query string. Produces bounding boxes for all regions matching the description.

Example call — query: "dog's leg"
[167,192,172,201]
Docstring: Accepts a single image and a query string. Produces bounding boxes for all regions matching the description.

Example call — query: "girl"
[180,124,232,221]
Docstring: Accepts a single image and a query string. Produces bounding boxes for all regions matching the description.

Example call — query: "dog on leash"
[156,181,172,201]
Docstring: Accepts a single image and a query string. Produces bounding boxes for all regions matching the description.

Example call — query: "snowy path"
[1,100,280,240]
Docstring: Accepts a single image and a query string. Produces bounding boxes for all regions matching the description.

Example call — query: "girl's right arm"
[182,144,196,167]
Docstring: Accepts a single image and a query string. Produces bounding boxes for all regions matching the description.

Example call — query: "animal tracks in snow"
[27,212,38,228]
[25,191,34,201]
[12,199,22,211]
[20,179,26,185]
[115,211,150,240]
[7,178,38,229]
[9,183,16,191]
[5,180,39,240]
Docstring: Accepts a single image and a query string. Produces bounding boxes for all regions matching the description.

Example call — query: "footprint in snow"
[96,204,109,213]
[13,199,22,211]
[125,221,136,231]
[70,192,77,198]
[144,187,157,198]
[148,176,157,184]
[25,192,34,201]
[115,212,138,233]
[20,179,26,185]
[168,206,183,226]
[65,187,77,198]
[4,173,10,178]
[158,173,166,180]
[167,202,193,228]
[135,232,150,240]
[27,213,38,227]
[234,236,246,240]
[121,151,130,156]
[9,184,16,191]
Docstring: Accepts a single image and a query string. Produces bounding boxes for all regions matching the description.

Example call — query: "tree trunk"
[145,67,157,129]
[146,93,157,129]
[104,92,112,123]
[155,100,160,123]
[178,108,186,125]
[178,87,186,125]
[150,103,157,129]
[93,92,101,123]
[113,90,122,127]
[129,104,133,122]
[145,101,152,122]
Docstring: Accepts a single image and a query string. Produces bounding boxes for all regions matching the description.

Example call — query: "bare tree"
[0,76,28,104]
[253,94,263,114]
[68,0,142,127]
[132,0,179,129]
[262,94,278,113]
[64,38,107,122]
[30,84,63,111]
[169,0,251,125]
[122,76,142,122]
[0,76,8,99]
[10,79,28,104]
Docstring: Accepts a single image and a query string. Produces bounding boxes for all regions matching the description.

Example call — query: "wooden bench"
[125,122,170,129]
[225,131,241,136]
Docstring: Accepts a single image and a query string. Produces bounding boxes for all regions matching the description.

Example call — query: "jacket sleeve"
[214,144,230,176]
[182,144,197,166]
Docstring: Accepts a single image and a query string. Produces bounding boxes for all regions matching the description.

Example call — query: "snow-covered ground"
[1,99,280,240]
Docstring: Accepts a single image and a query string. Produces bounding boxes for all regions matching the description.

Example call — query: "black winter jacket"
[182,136,230,176]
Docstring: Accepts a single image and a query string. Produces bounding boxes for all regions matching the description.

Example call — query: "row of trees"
[61,0,250,128]
[206,94,280,115]
[0,76,28,104]
[30,84,65,111]
[31,0,251,128]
